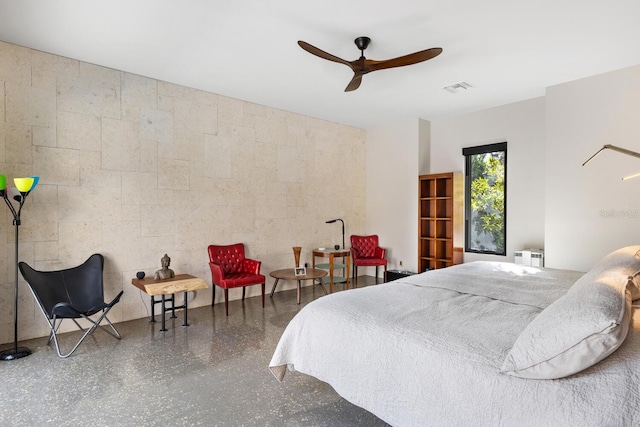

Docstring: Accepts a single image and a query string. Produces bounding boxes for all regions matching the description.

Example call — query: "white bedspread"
[269,262,640,426]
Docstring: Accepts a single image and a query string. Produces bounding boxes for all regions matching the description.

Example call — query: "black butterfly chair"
[19,254,123,358]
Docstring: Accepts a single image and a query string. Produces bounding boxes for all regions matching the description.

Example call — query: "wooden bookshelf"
[418,172,463,272]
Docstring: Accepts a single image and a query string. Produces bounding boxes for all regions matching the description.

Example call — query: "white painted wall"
[430,97,547,263]
[366,119,428,274]
[365,65,640,274]
[545,64,640,270]
[418,119,431,175]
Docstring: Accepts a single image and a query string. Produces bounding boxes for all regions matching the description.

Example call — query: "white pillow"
[580,245,640,301]
[500,246,638,380]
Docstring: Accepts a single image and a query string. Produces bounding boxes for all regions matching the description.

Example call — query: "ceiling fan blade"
[298,40,352,68]
[299,37,441,92]
[344,73,363,92]
[368,47,443,72]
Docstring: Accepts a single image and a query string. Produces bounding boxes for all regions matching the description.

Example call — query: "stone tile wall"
[0,41,366,343]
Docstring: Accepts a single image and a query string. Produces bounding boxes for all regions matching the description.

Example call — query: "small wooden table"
[131,274,208,331]
[312,248,351,293]
[269,268,328,304]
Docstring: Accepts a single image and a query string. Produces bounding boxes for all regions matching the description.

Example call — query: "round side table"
[269,268,328,304]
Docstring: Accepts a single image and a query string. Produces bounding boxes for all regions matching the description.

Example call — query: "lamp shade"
[7,187,20,199]
[29,176,40,191]
[14,177,35,193]
[0,175,6,191]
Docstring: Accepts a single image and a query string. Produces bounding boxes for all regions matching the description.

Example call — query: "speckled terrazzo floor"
[0,276,389,427]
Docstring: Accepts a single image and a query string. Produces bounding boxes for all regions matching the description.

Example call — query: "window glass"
[462,142,507,255]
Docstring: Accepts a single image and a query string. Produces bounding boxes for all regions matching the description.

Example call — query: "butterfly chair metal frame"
[18,254,123,358]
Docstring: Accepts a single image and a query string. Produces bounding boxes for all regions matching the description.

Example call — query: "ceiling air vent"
[443,81,473,94]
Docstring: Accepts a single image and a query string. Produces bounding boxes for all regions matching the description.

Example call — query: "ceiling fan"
[298,36,443,92]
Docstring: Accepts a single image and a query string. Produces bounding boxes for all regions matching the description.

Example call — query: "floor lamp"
[0,175,39,361]
[583,144,640,180]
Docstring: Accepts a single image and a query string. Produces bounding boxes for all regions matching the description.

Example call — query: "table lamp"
[325,218,345,250]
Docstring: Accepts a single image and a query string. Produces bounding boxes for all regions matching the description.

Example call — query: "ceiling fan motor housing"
[354,36,371,51]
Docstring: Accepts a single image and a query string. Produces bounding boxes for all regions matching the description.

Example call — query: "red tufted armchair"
[350,235,387,285]
[208,243,265,316]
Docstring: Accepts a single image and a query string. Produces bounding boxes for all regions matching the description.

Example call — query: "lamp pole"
[0,176,38,361]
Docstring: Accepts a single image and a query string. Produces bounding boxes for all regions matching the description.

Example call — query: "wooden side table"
[131,274,208,331]
[269,268,328,304]
[312,248,351,293]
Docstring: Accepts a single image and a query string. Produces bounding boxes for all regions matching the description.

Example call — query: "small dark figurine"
[334,244,340,250]
[136,271,145,280]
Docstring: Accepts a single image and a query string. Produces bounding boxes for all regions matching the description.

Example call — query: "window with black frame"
[462,142,507,255]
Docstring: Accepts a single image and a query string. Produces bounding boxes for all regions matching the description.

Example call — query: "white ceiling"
[1,0,639,129]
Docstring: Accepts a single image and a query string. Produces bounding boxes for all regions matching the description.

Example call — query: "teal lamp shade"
[0,175,6,191]
[29,176,40,191]
[14,177,35,193]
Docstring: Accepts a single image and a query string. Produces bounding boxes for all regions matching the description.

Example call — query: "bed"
[269,246,640,426]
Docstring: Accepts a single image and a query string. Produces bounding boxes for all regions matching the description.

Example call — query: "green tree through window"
[463,142,507,255]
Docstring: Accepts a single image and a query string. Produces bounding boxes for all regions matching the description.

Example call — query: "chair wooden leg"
[354,265,358,287]
[261,283,265,307]
[242,287,246,301]
[384,265,387,282]
[375,266,379,281]
[211,287,215,306]
[224,289,229,316]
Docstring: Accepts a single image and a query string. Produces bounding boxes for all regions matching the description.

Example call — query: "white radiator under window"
[514,249,544,267]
